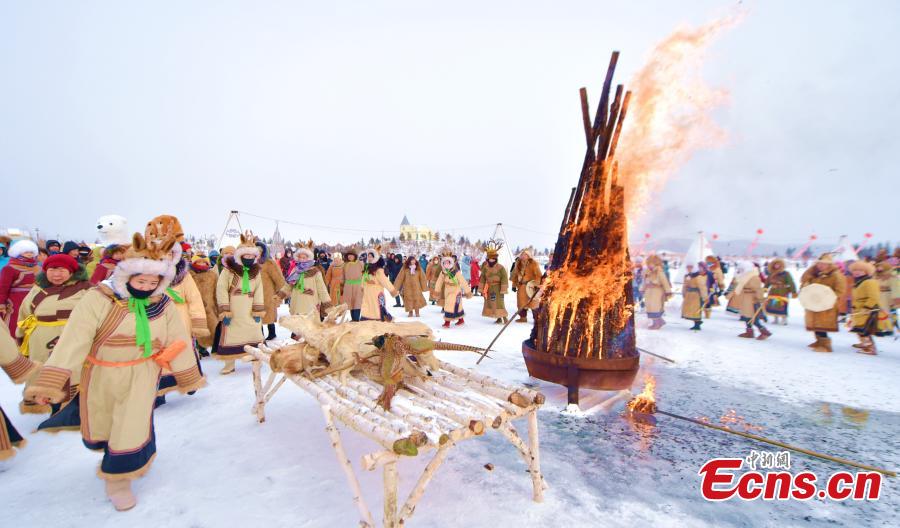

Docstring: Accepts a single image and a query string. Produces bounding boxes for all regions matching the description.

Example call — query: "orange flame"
[618,14,743,226]
[626,375,657,414]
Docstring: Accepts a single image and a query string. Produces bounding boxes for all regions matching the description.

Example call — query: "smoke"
[618,13,743,228]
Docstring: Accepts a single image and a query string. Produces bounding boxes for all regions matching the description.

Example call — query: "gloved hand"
[222,317,232,326]
[253,316,261,323]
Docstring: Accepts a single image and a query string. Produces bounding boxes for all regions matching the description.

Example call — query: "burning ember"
[626,376,657,415]
[696,410,763,432]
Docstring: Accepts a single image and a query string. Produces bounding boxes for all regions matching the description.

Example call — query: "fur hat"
[343,246,359,259]
[875,260,893,275]
[220,246,235,256]
[43,253,80,274]
[331,252,343,262]
[364,244,382,263]
[848,260,875,276]
[145,214,185,261]
[296,240,315,260]
[767,258,785,274]
[9,239,39,258]
[109,233,177,298]
[234,231,261,262]
[483,239,503,260]
[440,247,456,269]
[518,247,534,259]
[817,253,835,264]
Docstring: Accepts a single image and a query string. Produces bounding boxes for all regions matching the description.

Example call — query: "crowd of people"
[0,218,550,511]
[1,218,897,512]
[632,249,899,354]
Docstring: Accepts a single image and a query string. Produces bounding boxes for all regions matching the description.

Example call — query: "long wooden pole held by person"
[477,287,542,365]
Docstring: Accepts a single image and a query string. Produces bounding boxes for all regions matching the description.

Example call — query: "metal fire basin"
[522,339,639,404]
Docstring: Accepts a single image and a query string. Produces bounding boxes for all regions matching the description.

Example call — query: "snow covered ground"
[1,289,897,527]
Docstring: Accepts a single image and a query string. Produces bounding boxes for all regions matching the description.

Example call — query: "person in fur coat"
[1,329,39,460]
[681,264,709,331]
[480,242,509,324]
[800,254,846,353]
[189,255,218,355]
[510,249,542,323]
[24,233,205,511]
[848,260,891,355]
[732,264,771,340]
[640,255,671,329]
[359,246,400,322]
[278,243,331,320]
[0,239,41,335]
[324,252,345,306]
[255,241,286,341]
[764,258,797,325]
[341,248,365,321]
[426,256,442,305]
[214,232,265,375]
[15,254,92,413]
[392,256,427,317]
[434,251,473,327]
[874,260,898,335]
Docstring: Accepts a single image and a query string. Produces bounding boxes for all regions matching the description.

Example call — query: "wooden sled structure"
[243,340,547,527]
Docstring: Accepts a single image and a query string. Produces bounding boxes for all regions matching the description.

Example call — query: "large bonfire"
[525,17,737,404]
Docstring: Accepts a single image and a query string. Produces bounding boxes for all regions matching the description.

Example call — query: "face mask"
[127,283,154,299]
[241,256,256,267]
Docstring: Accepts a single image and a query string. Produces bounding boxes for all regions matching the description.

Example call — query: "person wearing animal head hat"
[277,241,331,323]
[0,239,41,335]
[681,262,709,331]
[848,260,891,355]
[214,232,265,374]
[359,245,400,322]
[392,255,428,318]
[510,248,542,323]
[15,253,91,414]
[434,248,473,328]
[255,240,286,341]
[731,263,771,340]
[24,233,204,511]
[324,252,345,307]
[764,258,797,326]
[640,254,672,330]
[1,329,39,461]
[145,215,209,405]
[480,240,509,324]
[425,256,442,306]
[341,247,365,321]
[799,253,846,352]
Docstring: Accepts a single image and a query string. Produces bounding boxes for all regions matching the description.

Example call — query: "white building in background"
[399,215,434,242]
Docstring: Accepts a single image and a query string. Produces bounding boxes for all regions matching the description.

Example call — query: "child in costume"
[434,250,472,327]
[24,233,205,511]
[214,232,265,374]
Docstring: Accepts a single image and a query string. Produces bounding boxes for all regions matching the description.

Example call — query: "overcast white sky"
[1,1,898,249]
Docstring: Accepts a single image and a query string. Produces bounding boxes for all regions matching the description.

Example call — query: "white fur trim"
[109,257,176,298]
[296,247,314,259]
[365,248,381,262]
[331,252,343,261]
[234,246,261,261]
[9,239,39,258]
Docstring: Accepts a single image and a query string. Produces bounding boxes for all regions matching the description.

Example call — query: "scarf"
[166,287,185,304]
[241,265,251,294]
[288,260,315,288]
[128,297,153,358]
